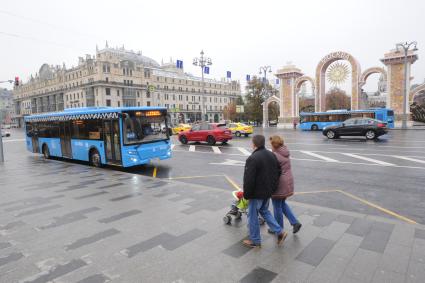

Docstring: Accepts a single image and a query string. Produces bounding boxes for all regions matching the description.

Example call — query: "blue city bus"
[299,108,395,131]
[24,107,172,167]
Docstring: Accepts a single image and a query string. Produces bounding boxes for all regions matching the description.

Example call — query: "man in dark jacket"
[242,135,287,248]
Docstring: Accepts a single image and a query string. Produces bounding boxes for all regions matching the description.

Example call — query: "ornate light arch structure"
[359,67,387,88]
[410,83,425,102]
[315,51,361,111]
[262,95,281,128]
[294,76,315,117]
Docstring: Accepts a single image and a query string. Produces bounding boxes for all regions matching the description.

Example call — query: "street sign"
[148,85,155,92]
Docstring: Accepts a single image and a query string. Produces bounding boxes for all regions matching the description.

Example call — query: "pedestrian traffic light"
[14,77,19,86]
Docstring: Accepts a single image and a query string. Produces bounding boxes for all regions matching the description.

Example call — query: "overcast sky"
[1,0,424,93]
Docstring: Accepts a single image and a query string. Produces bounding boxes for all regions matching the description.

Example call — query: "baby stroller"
[223,190,265,225]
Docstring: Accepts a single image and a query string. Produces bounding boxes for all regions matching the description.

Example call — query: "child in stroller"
[223,190,265,225]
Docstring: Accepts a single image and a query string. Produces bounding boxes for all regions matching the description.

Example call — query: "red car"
[178,123,232,145]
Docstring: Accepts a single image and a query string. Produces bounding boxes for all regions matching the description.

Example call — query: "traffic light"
[14,77,19,86]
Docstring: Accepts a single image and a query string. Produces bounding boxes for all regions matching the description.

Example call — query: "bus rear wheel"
[89,149,102,167]
[42,144,50,159]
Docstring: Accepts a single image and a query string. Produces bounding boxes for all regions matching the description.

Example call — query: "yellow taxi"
[172,123,192,135]
[228,122,253,137]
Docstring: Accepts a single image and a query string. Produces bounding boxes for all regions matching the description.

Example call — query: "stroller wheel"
[223,215,232,225]
[235,211,242,220]
[258,217,265,225]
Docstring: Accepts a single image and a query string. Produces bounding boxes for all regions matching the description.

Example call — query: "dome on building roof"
[39,63,54,80]
[99,47,160,68]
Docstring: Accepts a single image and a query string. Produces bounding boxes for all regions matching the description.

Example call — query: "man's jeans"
[272,199,299,230]
[248,199,282,245]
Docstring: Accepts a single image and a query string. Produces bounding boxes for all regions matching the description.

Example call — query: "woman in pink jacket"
[269,135,302,234]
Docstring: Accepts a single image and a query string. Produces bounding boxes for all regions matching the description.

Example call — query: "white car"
[1,130,11,137]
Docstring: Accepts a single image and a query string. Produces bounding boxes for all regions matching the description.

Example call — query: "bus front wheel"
[89,149,102,167]
[42,144,50,159]
[311,124,319,131]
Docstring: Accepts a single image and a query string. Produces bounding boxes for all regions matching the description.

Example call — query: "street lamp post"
[193,50,212,122]
[396,41,418,129]
[259,66,272,126]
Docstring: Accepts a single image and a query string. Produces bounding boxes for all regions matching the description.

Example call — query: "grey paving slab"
[379,242,411,274]
[0,242,12,249]
[123,233,174,257]
[96,183,125,189]
[312,211,338,227]
[38,207,100,229]
[74,191,108,200]
[15,204,62,217]
[222,238,252,258]
[240,267,278,283]
[414,228,425,240]
[109,193,142,202]
[76,273,111,283]
[0,252,24,267]
[360,221,394,253]
[0,220,25,230]
[372,269,406,283]
[410,239,425,263]
[295,237,335,267]
[346,218,374,237]
[65,228,120,250]
[161,228,207,251]
[335,214,356,224]
[22,259,87,283]
[318,221,350,241]
[97,209,142,224]
[342,248,382,282]
[4,195,64,212]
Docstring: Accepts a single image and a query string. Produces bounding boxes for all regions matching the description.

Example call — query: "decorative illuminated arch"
[315,51,361,111]
[410,83,425,102]
[294,76,315,93]
[359,67,387,88]
[262,95,281,127]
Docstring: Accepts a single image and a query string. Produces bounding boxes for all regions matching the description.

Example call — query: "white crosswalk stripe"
[391,155,425,164]
[171,144,175,150]
[237,147,251,156]
[189,145,196,152]
[212,146,221,154]
[300,151,339,162]
[342,153,395,166]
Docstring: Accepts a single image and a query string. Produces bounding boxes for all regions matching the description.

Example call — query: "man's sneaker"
[267,228,275,234]
[242,239,261,248]
[277,231,288,245]
[293,223,302,234]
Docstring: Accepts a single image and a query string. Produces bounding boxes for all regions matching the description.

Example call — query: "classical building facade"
[0,88,14,125]
[13,45,241,126]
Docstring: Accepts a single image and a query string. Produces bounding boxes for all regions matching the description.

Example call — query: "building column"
[275,64,303,124]
[380,50,418,121]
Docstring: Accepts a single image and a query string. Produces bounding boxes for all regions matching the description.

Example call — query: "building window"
[106,99,111,106]
[138,102,140,106]
[117,90,120,96]
[118,101,121,107]
[147,101,151,106]
[106,88,111,95]
[105,77,109,82]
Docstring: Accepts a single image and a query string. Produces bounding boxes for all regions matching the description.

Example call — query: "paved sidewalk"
[1,155,425,282]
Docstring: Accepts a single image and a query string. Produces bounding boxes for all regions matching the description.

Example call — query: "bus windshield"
[123,110,168,145]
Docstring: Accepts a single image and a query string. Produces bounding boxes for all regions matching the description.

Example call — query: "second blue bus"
[299,108,394,131]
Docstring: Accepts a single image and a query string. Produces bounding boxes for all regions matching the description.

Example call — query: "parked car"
[178,122,232,145]
[227,122,253,137]
[322,118,388,140]
[269,120,278,127]
[1,130,11,137]
[172,123,192,135]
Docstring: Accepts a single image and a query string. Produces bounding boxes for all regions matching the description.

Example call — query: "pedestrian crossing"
[171,144,425,169]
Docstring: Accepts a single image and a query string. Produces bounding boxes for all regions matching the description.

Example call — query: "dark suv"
[322,118,388,140]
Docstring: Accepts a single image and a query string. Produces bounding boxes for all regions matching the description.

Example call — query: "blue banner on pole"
[276,79,280,84]
[226,71,231,79]
[176,60,183,69]
[246,74,250,81]
[204,66,210,74]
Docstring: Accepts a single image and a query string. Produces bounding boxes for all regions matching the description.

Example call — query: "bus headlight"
[128,150,138,155]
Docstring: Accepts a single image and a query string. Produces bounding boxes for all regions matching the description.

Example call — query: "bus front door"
[103,119,122,165]
[32,135,39,153]
[60,121,72,158]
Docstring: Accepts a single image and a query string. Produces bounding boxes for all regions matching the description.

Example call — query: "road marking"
[171,144,175,150]
[300,151,339,162]
[342,153,395,166]
[295,190,341,195]
[209,159,245,166]
[2,139,25,143]
[167,174,225,180]
[224,175,241,190]
[212,146,221,154]
[391,155,425,164]
[237,147,251,156]
[337,190,417,224]
[189,145,195,152]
